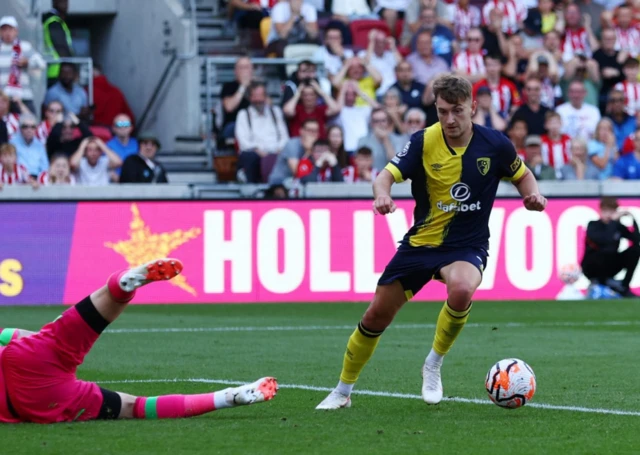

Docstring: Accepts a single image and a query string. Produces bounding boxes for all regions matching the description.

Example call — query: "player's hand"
[373,195,396,215]
[523,193,547,212]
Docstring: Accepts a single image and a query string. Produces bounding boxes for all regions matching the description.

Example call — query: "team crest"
[477,158,491,176]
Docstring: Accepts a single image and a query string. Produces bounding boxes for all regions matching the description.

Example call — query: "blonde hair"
[594,118,614,143]
[0,143,16,156]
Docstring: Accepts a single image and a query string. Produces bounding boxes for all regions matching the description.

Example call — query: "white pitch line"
[105,320,640,334]
[97,378,640,417]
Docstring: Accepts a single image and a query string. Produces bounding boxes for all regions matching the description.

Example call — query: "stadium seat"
[260,17,271,48]
[283,44,320,77]
[349,20,391,50]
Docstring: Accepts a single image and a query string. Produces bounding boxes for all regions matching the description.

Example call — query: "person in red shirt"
[0,258,278,424]
[296,139,344,182]
[0,143,37,188]
[472,54,521,118]
[342,146,379,183]
[541,111,572,172]
[283,80,340,137]
[91,64,135,128]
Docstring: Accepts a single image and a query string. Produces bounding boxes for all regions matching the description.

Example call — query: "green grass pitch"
[1,300,639,454]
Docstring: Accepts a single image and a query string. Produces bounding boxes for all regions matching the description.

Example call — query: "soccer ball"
[485,358,536,409]
[558,264,582,284]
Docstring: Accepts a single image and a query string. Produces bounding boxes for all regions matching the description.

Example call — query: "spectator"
[336,81,377,152]
[556,79,602,140]
[70,137,122,186]
[507,118,528,159]
[472,54,521,119]
[331,0,373,22]
[312,25,354,85]
[409,8,455,65]
[559,138,600,179]
[46,112,92,158]
[326,125,349,170]
[227,0,272,30]
[38,153,75,185]
[390,61,427,109]
[613,3,640,58]
[524,52,562,109]
[541,111,572,174]
[36,100,63,142]
[333,57,382,106]
[519,8,544,52]
[282,59,332,106]
[406,31,449,86]
[611,128,640,180]
[473,85,507,131]
[0,115,7,145]
[42,0,73,87]
[481,8,509,58]
[558,4,599,63]
[92,64,135,127]
[265,0,319,57]
[510,76,550,135]
[452,27,487,83]
[382,87,407,134]
[524,135,556,180]
[106,114,138,174]
[504,34,532,88]
[10,114,48,178]
[235,81,289,183]
[268,118,320,184]
[44,63,90,120]
[359,30,402,96]
[221,57,253,140]
[356,107,406,171]
[377,0,410,35]
[283,80,340,138]
[403,108,427,137]
[538,0,558,34]
[119,132,168,184]
[561,52,601,109]
[298,139,345,183]
[588,118,619,180]
[445,0,482,45]
[613,57,640,116]
[578,0,605,38]
[0,89,20,138]
[482,0,527,36]
[542,30,564,67]
[0,16,46,113]
[0,142,37,187]
[593,28,625,113]
[342,146,378,183]
[606,88,636,150]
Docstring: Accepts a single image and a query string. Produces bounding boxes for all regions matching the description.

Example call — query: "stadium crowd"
[223,0,640,186]
[0,0,167,188]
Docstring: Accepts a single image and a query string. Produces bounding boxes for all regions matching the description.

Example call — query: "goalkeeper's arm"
[0,328,36,346]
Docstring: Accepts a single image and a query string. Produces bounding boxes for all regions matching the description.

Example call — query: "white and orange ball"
[485,358,536,409]
[558,263,582,284]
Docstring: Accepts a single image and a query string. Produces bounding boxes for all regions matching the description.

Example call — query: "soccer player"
[316,74,547,410]
[0,258,278,423]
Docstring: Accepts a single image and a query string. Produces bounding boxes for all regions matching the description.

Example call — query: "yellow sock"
[339,322,383,384]
[432,301,472,356]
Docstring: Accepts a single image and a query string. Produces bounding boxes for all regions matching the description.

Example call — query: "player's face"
[436,97,475,139]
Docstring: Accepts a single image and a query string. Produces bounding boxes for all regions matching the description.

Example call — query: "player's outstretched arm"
[373,169,397,215]
[0,328,36,346]
[512,169,547,212]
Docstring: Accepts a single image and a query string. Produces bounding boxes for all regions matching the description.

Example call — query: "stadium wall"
[1,199,639,306]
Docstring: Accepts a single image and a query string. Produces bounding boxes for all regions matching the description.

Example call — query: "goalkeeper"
[0,258,277,424]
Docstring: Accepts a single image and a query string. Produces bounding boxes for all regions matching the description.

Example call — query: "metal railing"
[202,56,326,168]
[44,57,94,106]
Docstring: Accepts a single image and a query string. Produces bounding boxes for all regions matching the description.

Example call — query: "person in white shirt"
[358,29,403,96]
[266,0,318,56]
[70,137,122,186]
[235,81,290,183]
[332,0,374,22]
[337,80,378,152]
[312,25,354,82]
[376,0,411,36]
[555,79,601,140]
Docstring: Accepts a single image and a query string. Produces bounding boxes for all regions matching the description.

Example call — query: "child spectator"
[342,146,378,183]
[298,139,344,183]
[38,153,76,185]
[541,111,572,174]
[559,138,600,180]
[70,137,122,186]
[613,57,640,116]
[473,54,521,118]
[0,142,37,187]
[588,118,619,180]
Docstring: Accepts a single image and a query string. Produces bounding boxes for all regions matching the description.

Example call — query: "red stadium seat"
[349,20,391,49]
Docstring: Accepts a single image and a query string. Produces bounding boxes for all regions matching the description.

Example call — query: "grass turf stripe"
[97,378,640,417]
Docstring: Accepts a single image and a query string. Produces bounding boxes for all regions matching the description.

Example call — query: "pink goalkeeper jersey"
[0,347,20,423]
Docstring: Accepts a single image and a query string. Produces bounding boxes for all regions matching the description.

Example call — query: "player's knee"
[447,280,475,306]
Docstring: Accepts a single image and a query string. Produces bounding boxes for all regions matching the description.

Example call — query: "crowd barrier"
[1,198,639,305]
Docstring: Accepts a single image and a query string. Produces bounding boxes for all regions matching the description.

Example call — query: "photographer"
[581,197,640,297]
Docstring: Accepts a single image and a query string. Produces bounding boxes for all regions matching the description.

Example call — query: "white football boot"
[118,258,183,292]
[228,377,279,406]
[315,390,352,410]
[421,362,443,405]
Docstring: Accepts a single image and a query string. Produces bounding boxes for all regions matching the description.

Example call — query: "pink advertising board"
[59,199,640,304]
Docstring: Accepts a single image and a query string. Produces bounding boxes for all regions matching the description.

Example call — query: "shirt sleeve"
[302,4,317,22]
[384,130,424,182]
[497,135,527,181]
[271,3,288,23]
